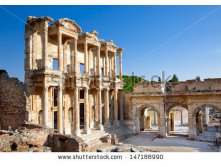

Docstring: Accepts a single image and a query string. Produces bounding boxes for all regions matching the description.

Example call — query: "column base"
[120,120,124,126]
[74,129,81,137]
[113,120,119,128]
[96,124,104,130]
[104,122,111,129]
[83,128,91,134]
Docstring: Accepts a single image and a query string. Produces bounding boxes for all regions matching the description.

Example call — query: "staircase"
[80,126,136,152]
[80,129,110,152]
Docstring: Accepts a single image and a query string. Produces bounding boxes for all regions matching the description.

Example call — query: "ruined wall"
[0,70,29,130]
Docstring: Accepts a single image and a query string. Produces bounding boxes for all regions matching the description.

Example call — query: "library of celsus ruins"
[24,16,124,136]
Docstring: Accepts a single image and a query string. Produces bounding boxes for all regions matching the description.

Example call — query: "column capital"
[117,48,125,56]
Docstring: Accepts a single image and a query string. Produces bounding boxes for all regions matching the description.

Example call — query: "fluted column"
[104,47,108,77]
[104,89,110,128]
[74,87,81,136]
[113,54,116,79]
[119,51,122,80]
[96,45,101,77]
[170,113,175,131]
[113,88,119,127]
[73,37,78,75]
[58,31,63,71]
[119,90,124,124]
[43,22,48,70]
[57,85,63,133]
[96,88,103,130]
[84,87,91,134]
[43,85,49,126]
[84,42,88,75]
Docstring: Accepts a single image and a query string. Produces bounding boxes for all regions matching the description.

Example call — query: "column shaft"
[113,55,116,79]
[84,88,91,134]
[146,116,151,130]
[58,86,63,133]
[120,90,124,124]
[113,88,119,127]
[198,113,203,133]
[58,31,63,71]
[43,85,48,126]
[74,87,81,136]
[84,42,88,74]
[74,38,78,75]
[119,54,122,80]
[170,113,175,131]
[104,89,110,128]
[96,46,101,77]
[96,89,103,130]
[43,22,48,70]
[104,48,108,76]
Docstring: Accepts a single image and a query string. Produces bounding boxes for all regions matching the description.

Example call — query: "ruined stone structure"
[124,79,221,140]
[24,16,124,137]
[0,70,29,130]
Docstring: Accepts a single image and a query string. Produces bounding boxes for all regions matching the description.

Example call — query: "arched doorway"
[167,106,188,136]
[194,104,221,141]
[138,104,160,135]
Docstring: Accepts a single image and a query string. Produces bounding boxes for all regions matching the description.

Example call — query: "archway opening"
[196,106,221,141]
[140,107,159,133]
[168,106,188,136]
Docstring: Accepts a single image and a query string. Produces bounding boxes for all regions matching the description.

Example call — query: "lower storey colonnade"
[40,85,124,137]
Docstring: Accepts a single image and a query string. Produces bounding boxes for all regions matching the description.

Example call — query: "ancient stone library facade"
[24,16,124,136]
[1,16,221,143]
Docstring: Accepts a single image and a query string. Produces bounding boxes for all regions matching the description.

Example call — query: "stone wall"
[0,70,29,130]
[0,123,88,152]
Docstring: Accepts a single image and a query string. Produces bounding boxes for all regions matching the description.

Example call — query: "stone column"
[96,88,103,130]
[118,51,122,80]
[159,111,167,137]
[180,110,183,125]
[203,107,209,126]
[170,113,175,131]
[113,54,116,79]
[43,85,49,127]
[198,112,203,133]
[120,90,124,125]
[96,45,101,77]
[154,111,157,125]
[188,110,198,140]
[84,42,88,75]
[83,87,91,134]
[57,85,63,134]
[43,21,48,70]
[73,37,78,75]
[146,116,151,130]
[58,31,63,71]
[74,87,81,136]
[104,47,108,77]
[113,88,119,127]
[104,89,110,128]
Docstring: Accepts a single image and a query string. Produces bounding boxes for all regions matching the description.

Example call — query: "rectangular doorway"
[54,111,57,129]
[80,103,84,129]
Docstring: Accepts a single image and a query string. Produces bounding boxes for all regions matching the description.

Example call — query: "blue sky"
[0,5,221,81]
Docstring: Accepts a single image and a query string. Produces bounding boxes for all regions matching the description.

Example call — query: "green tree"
[169,74,179,82]
[196,76,201,81]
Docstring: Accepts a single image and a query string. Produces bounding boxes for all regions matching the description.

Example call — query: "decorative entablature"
[48,18,82,38]
[26,16,53,32]
[100,40,118,53]
[78,30,101,46]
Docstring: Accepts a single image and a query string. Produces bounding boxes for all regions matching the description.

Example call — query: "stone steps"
[80,127,136,152]
[80,129,109,149]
